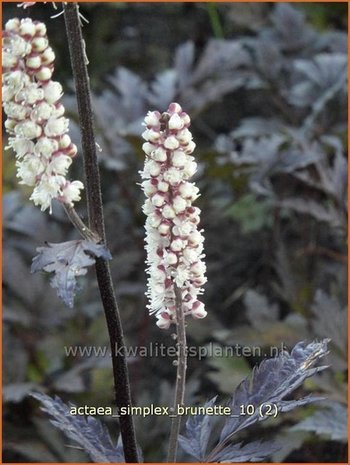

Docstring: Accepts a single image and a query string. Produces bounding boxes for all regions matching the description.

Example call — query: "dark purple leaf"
[278,198,344,229]
[289,54,347,108]
[148,70,178,109]
[174,41,195,89]
[291,402,347,442]
[191,39,250,84]
[231,117,285,139]
[244,289,279,329]
[31,392,124,463]
[108,67,148,120]
[212,440,280,462]
[219,340,329,442]
[270,3,315,52]
[180,340,329,462]
[178,396,217,460]
[254,40,283,79]
[31,240,112,307]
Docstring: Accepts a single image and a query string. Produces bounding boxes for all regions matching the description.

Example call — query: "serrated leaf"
[174,41,195,89]
[311,290,347,371]
[191,39,250,84]
[270,3,315,51]
[290,53,347,108]
[278,394,325,413]
[212,439,281,462]
[108,67,147,120]
[231,117,285,139]
[178,397,217,460]
[244,289,279,328]
[31,392,124,462]
[219,340,329,442]
[231,134,286,168]
[31,240,112,308]
[180,340,329,462]
[295,54,347,89]
[312,290,347,354]
[148,70,178,109]
[278,198,344,229]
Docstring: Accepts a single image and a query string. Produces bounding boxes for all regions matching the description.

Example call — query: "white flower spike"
[2,18,84,213]
[140,103,207,329]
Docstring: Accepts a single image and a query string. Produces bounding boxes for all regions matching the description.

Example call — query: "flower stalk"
[167,284,187,462]
[140,102,206,461]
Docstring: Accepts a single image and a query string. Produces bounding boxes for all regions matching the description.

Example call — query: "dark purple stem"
[63,4,138,462]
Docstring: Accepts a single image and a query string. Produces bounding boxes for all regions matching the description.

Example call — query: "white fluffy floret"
[2,17,83,213]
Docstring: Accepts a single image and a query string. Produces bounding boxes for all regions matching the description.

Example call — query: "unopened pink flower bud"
[192,301,207,319]
[162,204,176,219]
[152,193,166,207]
[172,150,187,168]
[35,66,53,81]
[177,128,192,144]
[31,36,48,52]
[26,55,42,69]
[168,102,182,113]
[144,110,161,127]
[158,222,171,236]
[158,181,169,192]
[184,140,196,154]
[172,195,187,213]
[41,47,55,65]
[168,113,184,130]
[156,311,172,329]
[171,239,184,252]
[164,252,178,265]
[164,136,180,150]
[19,19,36,36]
[153,147,167,162]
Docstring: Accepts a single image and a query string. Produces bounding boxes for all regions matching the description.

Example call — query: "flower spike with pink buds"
[2,18,84,213]
[140,103,207,329]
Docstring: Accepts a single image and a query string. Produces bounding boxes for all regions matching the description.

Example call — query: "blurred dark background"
[3,2,347,462]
